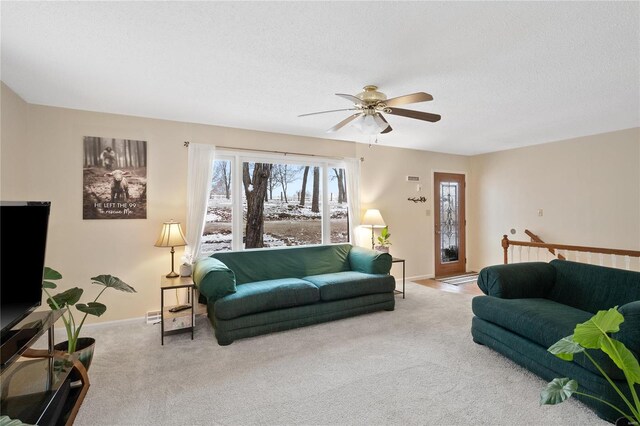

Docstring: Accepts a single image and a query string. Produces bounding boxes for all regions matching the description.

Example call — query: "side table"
[160,275,195,345]
[391,257,406,299]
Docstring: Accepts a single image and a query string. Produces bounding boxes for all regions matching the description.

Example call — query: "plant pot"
[375,246,389,254]
[615,418,635,426]
[54,337,95,371]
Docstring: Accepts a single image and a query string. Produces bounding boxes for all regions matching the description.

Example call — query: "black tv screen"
[0,201,51,338]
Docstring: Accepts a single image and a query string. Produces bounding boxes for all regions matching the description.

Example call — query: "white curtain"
[345,158,361,246]
[183,143,215,264]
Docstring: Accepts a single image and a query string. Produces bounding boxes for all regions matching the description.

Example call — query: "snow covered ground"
[201,197,348,254]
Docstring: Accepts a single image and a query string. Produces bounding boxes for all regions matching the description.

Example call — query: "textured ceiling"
[1,2,638,155]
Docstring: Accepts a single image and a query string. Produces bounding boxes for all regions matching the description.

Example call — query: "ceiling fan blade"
[335,93,364,106]
[298,108,358,117]
[377,114,393,134]
[327,113,362,133]
[386,107,441,122]
[373,113,392,134]
[383,92,433,107]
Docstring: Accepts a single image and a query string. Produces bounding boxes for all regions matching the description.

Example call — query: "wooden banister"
[507,240,640,257]
[502,232,640,266]
[501,235,509,264]
[524,229,565,260]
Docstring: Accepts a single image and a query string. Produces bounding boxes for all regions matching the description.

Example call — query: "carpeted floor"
[73,282,606,425]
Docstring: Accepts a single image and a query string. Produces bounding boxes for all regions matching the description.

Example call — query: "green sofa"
[472,260,640,422]
[194,244,395,345]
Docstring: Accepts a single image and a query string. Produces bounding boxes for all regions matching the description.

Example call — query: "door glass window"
[440,182,459,263]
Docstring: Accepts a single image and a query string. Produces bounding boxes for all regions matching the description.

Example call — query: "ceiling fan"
[299,85,441,135]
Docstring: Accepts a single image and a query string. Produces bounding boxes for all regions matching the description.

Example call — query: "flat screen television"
[0,201,51,339]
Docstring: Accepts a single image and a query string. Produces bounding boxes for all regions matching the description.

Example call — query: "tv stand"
[0,310,89,425]
[1,328,40,366]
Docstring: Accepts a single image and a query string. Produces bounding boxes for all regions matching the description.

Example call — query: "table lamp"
[362,209,386,249]
[154,220,187,278]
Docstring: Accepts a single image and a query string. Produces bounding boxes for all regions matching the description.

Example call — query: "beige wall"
[1,83,468,322]
[356,143,471,279]
[6,80,635,323]
[1,83,29,197]
[468,127,640,270]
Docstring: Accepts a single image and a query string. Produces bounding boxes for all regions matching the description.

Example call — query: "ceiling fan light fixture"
[301,85,439,134]
[352,113,388,135]
[352,114,381,135]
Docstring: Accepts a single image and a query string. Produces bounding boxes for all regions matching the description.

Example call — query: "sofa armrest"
[193,257,236,302]
[614,301,640,356]
[348,246,392,274]
[477,262,556,299]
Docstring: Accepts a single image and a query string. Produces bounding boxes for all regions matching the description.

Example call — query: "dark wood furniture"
[0,310,89,425]
[392,257,406,299]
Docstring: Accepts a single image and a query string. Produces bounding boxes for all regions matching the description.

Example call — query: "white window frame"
[207,149,349,252]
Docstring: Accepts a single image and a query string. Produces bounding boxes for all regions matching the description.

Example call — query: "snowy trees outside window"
[200,155,349,256]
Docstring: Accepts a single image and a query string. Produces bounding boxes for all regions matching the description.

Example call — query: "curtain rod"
[183,141,364,162]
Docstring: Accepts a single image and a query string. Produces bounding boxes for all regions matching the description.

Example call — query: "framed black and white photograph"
[82,136,147,219]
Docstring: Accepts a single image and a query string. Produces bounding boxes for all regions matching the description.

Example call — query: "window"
[201,153,350,254]
[329,167,349,243]
[201,159,233,256]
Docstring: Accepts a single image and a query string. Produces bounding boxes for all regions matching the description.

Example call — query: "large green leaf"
[600,337,640,384]
[76,302,107,317]
[573,307,623,349]
[90,275,136,293]
[540,378,578,405]
[42,281,57,289]
[548,335,585,361]
[47,287,83,309]
[43,267,62,289]
[43,267,62,280]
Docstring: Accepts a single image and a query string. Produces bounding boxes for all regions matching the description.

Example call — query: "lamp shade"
[362,209,386,228]
[154,221,187,247]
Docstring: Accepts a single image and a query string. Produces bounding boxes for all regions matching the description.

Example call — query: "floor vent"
[146,310,161,324]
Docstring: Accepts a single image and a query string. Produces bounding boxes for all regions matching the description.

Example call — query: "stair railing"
[502,230,640,271]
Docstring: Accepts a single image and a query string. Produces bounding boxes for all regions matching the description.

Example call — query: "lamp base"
[165,271,179,278]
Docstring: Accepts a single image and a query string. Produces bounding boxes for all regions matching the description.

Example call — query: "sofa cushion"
[214,278,320,320]
[472,296,627,380]
[213,244,352,284]
[304,271,395,301]
[548,259,640,313]
[193,257,236,302]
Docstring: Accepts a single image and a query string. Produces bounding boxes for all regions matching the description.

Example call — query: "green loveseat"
[471,260,640,422]
[194,244,395,345]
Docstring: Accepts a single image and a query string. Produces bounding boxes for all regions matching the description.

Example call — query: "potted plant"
[540,307,640,425]
[42,267,136,371]
[375,227,392,253]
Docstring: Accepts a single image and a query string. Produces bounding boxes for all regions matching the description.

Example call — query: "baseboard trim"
[406,274,434,282]
[54,315,146,337]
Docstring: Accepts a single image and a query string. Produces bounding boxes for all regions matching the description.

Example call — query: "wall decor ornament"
[83,136,147,219]
[407,196,427,203]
